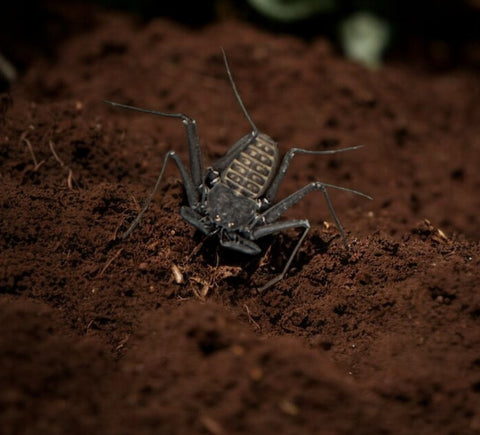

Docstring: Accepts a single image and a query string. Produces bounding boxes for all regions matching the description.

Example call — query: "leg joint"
[312,181,326,191]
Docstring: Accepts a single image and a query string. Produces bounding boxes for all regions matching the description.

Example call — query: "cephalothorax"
[105,50,371,291]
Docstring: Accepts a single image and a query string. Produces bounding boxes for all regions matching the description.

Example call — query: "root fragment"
[99,248,123,277]
[21,133,44,171]
[49,140,78,189]
[244,304,260,329]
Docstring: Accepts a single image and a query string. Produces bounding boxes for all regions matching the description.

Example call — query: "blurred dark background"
[1,0,479,90]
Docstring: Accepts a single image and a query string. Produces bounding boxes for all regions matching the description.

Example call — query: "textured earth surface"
[1,7,480,435]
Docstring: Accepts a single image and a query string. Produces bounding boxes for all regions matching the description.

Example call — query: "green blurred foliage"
[246,0,336,22]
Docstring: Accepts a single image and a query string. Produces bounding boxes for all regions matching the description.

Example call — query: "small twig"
[22,136,42,169]
[49,139,65,167]
[67,169,74,190]
[131,195,140,212]
[115,334,130,351]
[111,216,126,241]
[99,248,123,277]
[258,244,273,268]
[49,140,78,189]
[244,304,260,330]
[190,276,210,300]
[200,416,224,435]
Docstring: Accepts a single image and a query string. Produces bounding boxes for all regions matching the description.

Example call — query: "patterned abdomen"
[222,133,279,199]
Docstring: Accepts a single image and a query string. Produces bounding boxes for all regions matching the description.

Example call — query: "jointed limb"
[211,132,256,173]
[264,146,364,204]
[104,100,204,188]
[252,219,310,292]
[122,150,198,239]
[259,181,371,249]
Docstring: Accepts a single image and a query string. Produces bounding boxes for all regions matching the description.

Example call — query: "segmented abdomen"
[222,133,279,199]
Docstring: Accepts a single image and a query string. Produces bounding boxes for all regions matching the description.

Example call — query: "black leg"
[219,230,262,255]
[122,150,199,239]
[104,100,204,189]
[258,181,372,249]
[180,206,212,235]
[211,132,255,173]
[211,50,259,173]
[264,146,364,204]
[251,219,310,292]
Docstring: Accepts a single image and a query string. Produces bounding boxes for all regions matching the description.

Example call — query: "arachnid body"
[105,50,371,291]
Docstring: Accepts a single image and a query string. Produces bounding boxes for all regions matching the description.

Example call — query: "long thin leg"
[122,150,198,239]
[210,49,260,173]
[219,230,262,255]
[264,146,364,204]
[104,100,204,189]
[252,219,310,292]
[258,181,372,249]
[211,132,255,173]
[221,48,258,137]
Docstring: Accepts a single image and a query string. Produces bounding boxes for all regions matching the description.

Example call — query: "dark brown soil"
[2,8,480,435]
